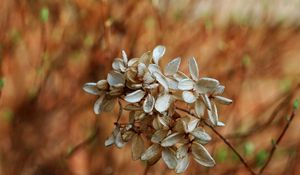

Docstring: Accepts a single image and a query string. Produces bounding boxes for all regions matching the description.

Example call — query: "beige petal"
[166,77,178,90]
[213,85,225,95]
[161,132,184,147]
[176,144,189,159]
[175,154,189,174]
[178,79,194,91]
[100,96,116,112]
[162,148,177,169]
[143,94,155,113]
[191,142,215,167]
[122,50,128,65]
[148,64,162,74]
[115,129,126,148]
[104,134,115,147]
[187,118,199,133]
[152,117,162,130]
[173,71,189,81]
[195,77,220,94]
[152,45,166,65]
[207,101,218,125]
[125,69,138,83]
[128,58,139,67]
[83,82,101,95]
[195,99,205,118]
[155,93,172,113]
[189,57,199,81]
[214,96,233,105]
[96,80,109,90]
[137,63,147,78]
[139,51,152,66]
[126,82,142,90]
[217,121,225,127]
[112,58,123,72]
[143,83,159,90]
[201,94,212,110]
[124,90,146,103]
[132,134,145,160]
[107,71,125,86]
[93,93,106,114]
[164,57,181,76]
[191,128,211,144]
[153,72,169,92]
[141,144,162,161]
[143,72,155,84]
[151,129,168,143]
[182,91,196,104]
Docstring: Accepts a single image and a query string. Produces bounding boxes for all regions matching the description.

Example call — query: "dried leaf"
[164,57,181,76]
[189,57,199,81]
[155,93,172,113]
[112,58,123,72]
[178,79,194,91]
[107,71,125,87]
[195,99,205,118]
[124,90,146,103]
[143,72,155,84]
[152,45,166,64]
[128,58,139,67]
[162,148,177,169]
[187,118,199,133]
[214,96,233,105]
[83,83,101,95]
[132,134,145,160]
[143,94,155,113]
[115,129,126,148]
[137,63,147,78]
[182,91,196,104]
[141,144,162,161]
[191,142,215,167]
[161,132,184,147]
[195,78,220,94]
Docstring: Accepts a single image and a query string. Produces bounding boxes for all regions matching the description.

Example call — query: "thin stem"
[258,109,297,174]
[143,165,150,175]
[176,107,256,175]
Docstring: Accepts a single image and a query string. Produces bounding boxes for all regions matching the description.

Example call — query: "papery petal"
[191,142,215,167]
[155,93,172,113]
[189,57,199,81]
[164,57,181,76]
[132,134,145,160]
[153,72,169,92]
[153,45,166,65]
[175,154,189,173]
[195,77,219,94]
[182,91,196,104]
[178,79,194,91]
[93,93,105,114]
[83,83,101,95]
[161,132,184,147]
[107,71,125,87]
[143,94,155,113]
[214,96,233,105]
[151,129,168,143]
[124,90,146,103]
[195,99,205,118]
[207,101,218,125]
[141,144,162,161]
[191,128,211,144]
[122,50,128,65]
[162,148,177,169]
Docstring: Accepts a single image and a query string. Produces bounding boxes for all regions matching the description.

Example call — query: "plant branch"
[258,109,297,174]
[176,107,256,175]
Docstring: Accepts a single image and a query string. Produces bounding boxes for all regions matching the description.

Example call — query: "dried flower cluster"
[83,45,232,173]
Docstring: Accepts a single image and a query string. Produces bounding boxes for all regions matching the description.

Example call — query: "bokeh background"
[1,0,300,174]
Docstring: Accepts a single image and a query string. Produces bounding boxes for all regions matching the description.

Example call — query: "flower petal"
[191,142,215,167]
[139,51,152,66]
[175,154,189,173]
[151,129,169,143]
[148,64,162,74]
[173,71,189,81]
[164,57,181,76]
[178,79,194,91]
[107,71,125,87]
[96,80,109,90]
[155,93,172,113]
[213,85,225,95]
[207,101,218,125]
[191,128,211,144]
[122,50,128,65]
[162,148,177,169]
[153,72,169,92]
[166,77,178,90]
[93,93,105,114]
[104,134,115,147]
[128,58,139,67]
[115,128,126,148]
[152,45,166,65]
[83,82,101,95]
[161,132,184,147]
[137,63,147,78]
[187,118,199,133]
[143,94,155,113]
[182,91,196,104]
[189,57,199,81]
[195,99,205,118]
[201,94,212,110]
[124,90,146,103]
[132,134,145,160]
[195,77,220,94]
[141,144,162,161]
[214,96,233,105]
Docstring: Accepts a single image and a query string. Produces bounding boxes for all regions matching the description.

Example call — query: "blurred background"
[1,0,300,174]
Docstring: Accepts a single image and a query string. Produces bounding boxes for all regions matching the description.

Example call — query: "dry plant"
[82,45,232,173]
